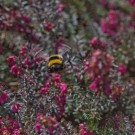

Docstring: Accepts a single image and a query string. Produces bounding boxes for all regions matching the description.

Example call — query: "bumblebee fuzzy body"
[47,44,82,73]
[47,54,64,72]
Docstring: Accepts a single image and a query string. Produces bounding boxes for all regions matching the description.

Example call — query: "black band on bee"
[49,56,63,61]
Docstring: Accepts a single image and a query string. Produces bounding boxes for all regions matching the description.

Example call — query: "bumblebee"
[47,44,82,73]
[47,54,64,72]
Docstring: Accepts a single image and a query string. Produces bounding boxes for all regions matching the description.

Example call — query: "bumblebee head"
[48,64,63,73]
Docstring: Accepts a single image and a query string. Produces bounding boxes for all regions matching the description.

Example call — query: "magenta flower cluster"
[100,10,121,36]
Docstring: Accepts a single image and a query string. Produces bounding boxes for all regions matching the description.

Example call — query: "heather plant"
[0,0,135,135]
[62,0,135,75]
[0,0,135,81]
[4,38,135,134]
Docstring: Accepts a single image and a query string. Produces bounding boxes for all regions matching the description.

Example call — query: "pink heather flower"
[89,37,99,47]
[132,125,135,132]
[89,81,97,90]
[22,58,31,67]
[22,58,29,65]
[100,10,120,36]
[34,123,41,132]
[95,76,102,84]
[99,0,114,8]
[59,83,67,95]
[10,65,22,76]
[57,3,64,12]
[84,61,90,72]
[44,81,50,87]
[79,129,88,135]
[12,120,19,129]
[39,87,48,94]
[15,24,25,33]
[79,123,85,129]
[13,129,20,135]
[28,35,38,42]
[128,0,135,5]
[53,73,61,82]
[36,113,42,121]
[117,64,126,75]
[7,56,16,66]
[99,0,107,7]
[11,103,21,113]
[101,19,108,33]
[19,46,27,55]
[1,91,8,102]
[22,16,31,23]
[44,22,54,31]
[79,123,93,135]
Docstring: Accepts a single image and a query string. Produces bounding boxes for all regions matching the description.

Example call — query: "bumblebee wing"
[29,45,48,62]
[57,43,71,56]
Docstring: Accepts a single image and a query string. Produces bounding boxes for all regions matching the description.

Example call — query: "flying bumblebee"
[25,42,83,74]
[47,44,82,73]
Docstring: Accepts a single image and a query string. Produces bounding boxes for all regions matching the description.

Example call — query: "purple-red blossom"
[54,95,66,114]
[128,0,135,5]
[59,82,67,95]
[53,73,61,82]
[100,10,121,36]
[99,0,114,9]
[89,37,99,48]
[7,56,16,66]
[0,91,8,104]
[0,115,20,134]
[79,123,94,135]
[117,64,127,75]
[22,16,31,23]
[13,129,20,135]
[56,3,64,12]
[34,123,41,132]
[19,46,27,55]
[11,103,21,113]
[10,65,22,76]
[89,37,107,49]
[39,87,48,94]
[43,22,54,31]
[52,73,67,95]
[89,81,97,91]
[35,114,58,133]
[22,58,31,67]
[132,120,135,132]
[44,81,50,87]
[132,126,135,132]
[99,0,107,7]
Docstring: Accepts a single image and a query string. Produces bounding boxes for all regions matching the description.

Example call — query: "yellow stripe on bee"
[48,59,62,67]
[49,54,63,60]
